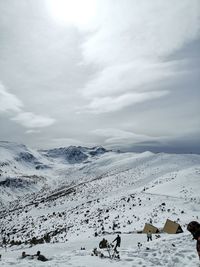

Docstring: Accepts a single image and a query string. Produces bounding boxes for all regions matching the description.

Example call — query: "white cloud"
[25,129,41,134]
[12,112,55,128]
[0,82,23,113]
[93,128,165,145]
[80,0,200,112]
[0,81,55,130]
[82,60,177,98]
[82,0,200,65]
[82,90,168,113]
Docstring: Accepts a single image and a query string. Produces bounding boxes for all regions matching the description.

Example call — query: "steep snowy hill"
[0,141,200,266]
[0,142,109,206]
[0,141,52,206]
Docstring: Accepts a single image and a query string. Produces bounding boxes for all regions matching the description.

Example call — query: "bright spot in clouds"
[46,0,97,28]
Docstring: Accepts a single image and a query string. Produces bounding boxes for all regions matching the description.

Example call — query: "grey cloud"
[51,137,84,147]
[12,112,55,128]
[82,91,169,113]
[0,82,55,130]
[82,60,178,98]
[0,0,199,153]
[25,129,41,134]
[0,82,23,112]
[82,0,200,64]
[79,0,200,112]
[92,128,164,144]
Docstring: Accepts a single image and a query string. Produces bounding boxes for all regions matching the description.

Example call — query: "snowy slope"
[0,142,108,206]
[0,141,200,266]
[0,233,198,267]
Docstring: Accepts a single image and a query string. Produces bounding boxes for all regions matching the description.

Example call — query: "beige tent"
[163,219,183,234]
[142,223,159,234]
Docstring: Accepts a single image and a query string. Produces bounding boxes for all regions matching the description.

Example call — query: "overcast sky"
[0,0,200,152]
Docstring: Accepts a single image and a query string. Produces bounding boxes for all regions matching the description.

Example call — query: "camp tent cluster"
[142,219,183,234]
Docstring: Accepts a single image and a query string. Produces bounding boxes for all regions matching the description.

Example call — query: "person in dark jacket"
[21,251,31,259]
[112,234,121,252]
[187,221,200,260]
[147,230,152,242]
[99,238,108,249]
[35,251,48,262]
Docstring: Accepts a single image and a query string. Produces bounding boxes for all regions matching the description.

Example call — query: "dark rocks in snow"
[30,236,46,245]
[0,162,9,167]
[15,152,36,163]
[44,146,88,163]
[35,164,51,170]
[0,177,34,188]
[88,146,107,156]
[42,145,108,164]
[10,239,22,246]
[94,232,98,237]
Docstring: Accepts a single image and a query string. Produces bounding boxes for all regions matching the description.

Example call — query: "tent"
[142,223,159,233]
[163,219,183,234]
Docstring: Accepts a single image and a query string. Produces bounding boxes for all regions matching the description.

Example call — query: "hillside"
[0,141,200,266]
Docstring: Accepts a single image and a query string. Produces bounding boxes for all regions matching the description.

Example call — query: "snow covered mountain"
[0,141,200,266]
[0,142,109,205]
[40,145,108,163]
